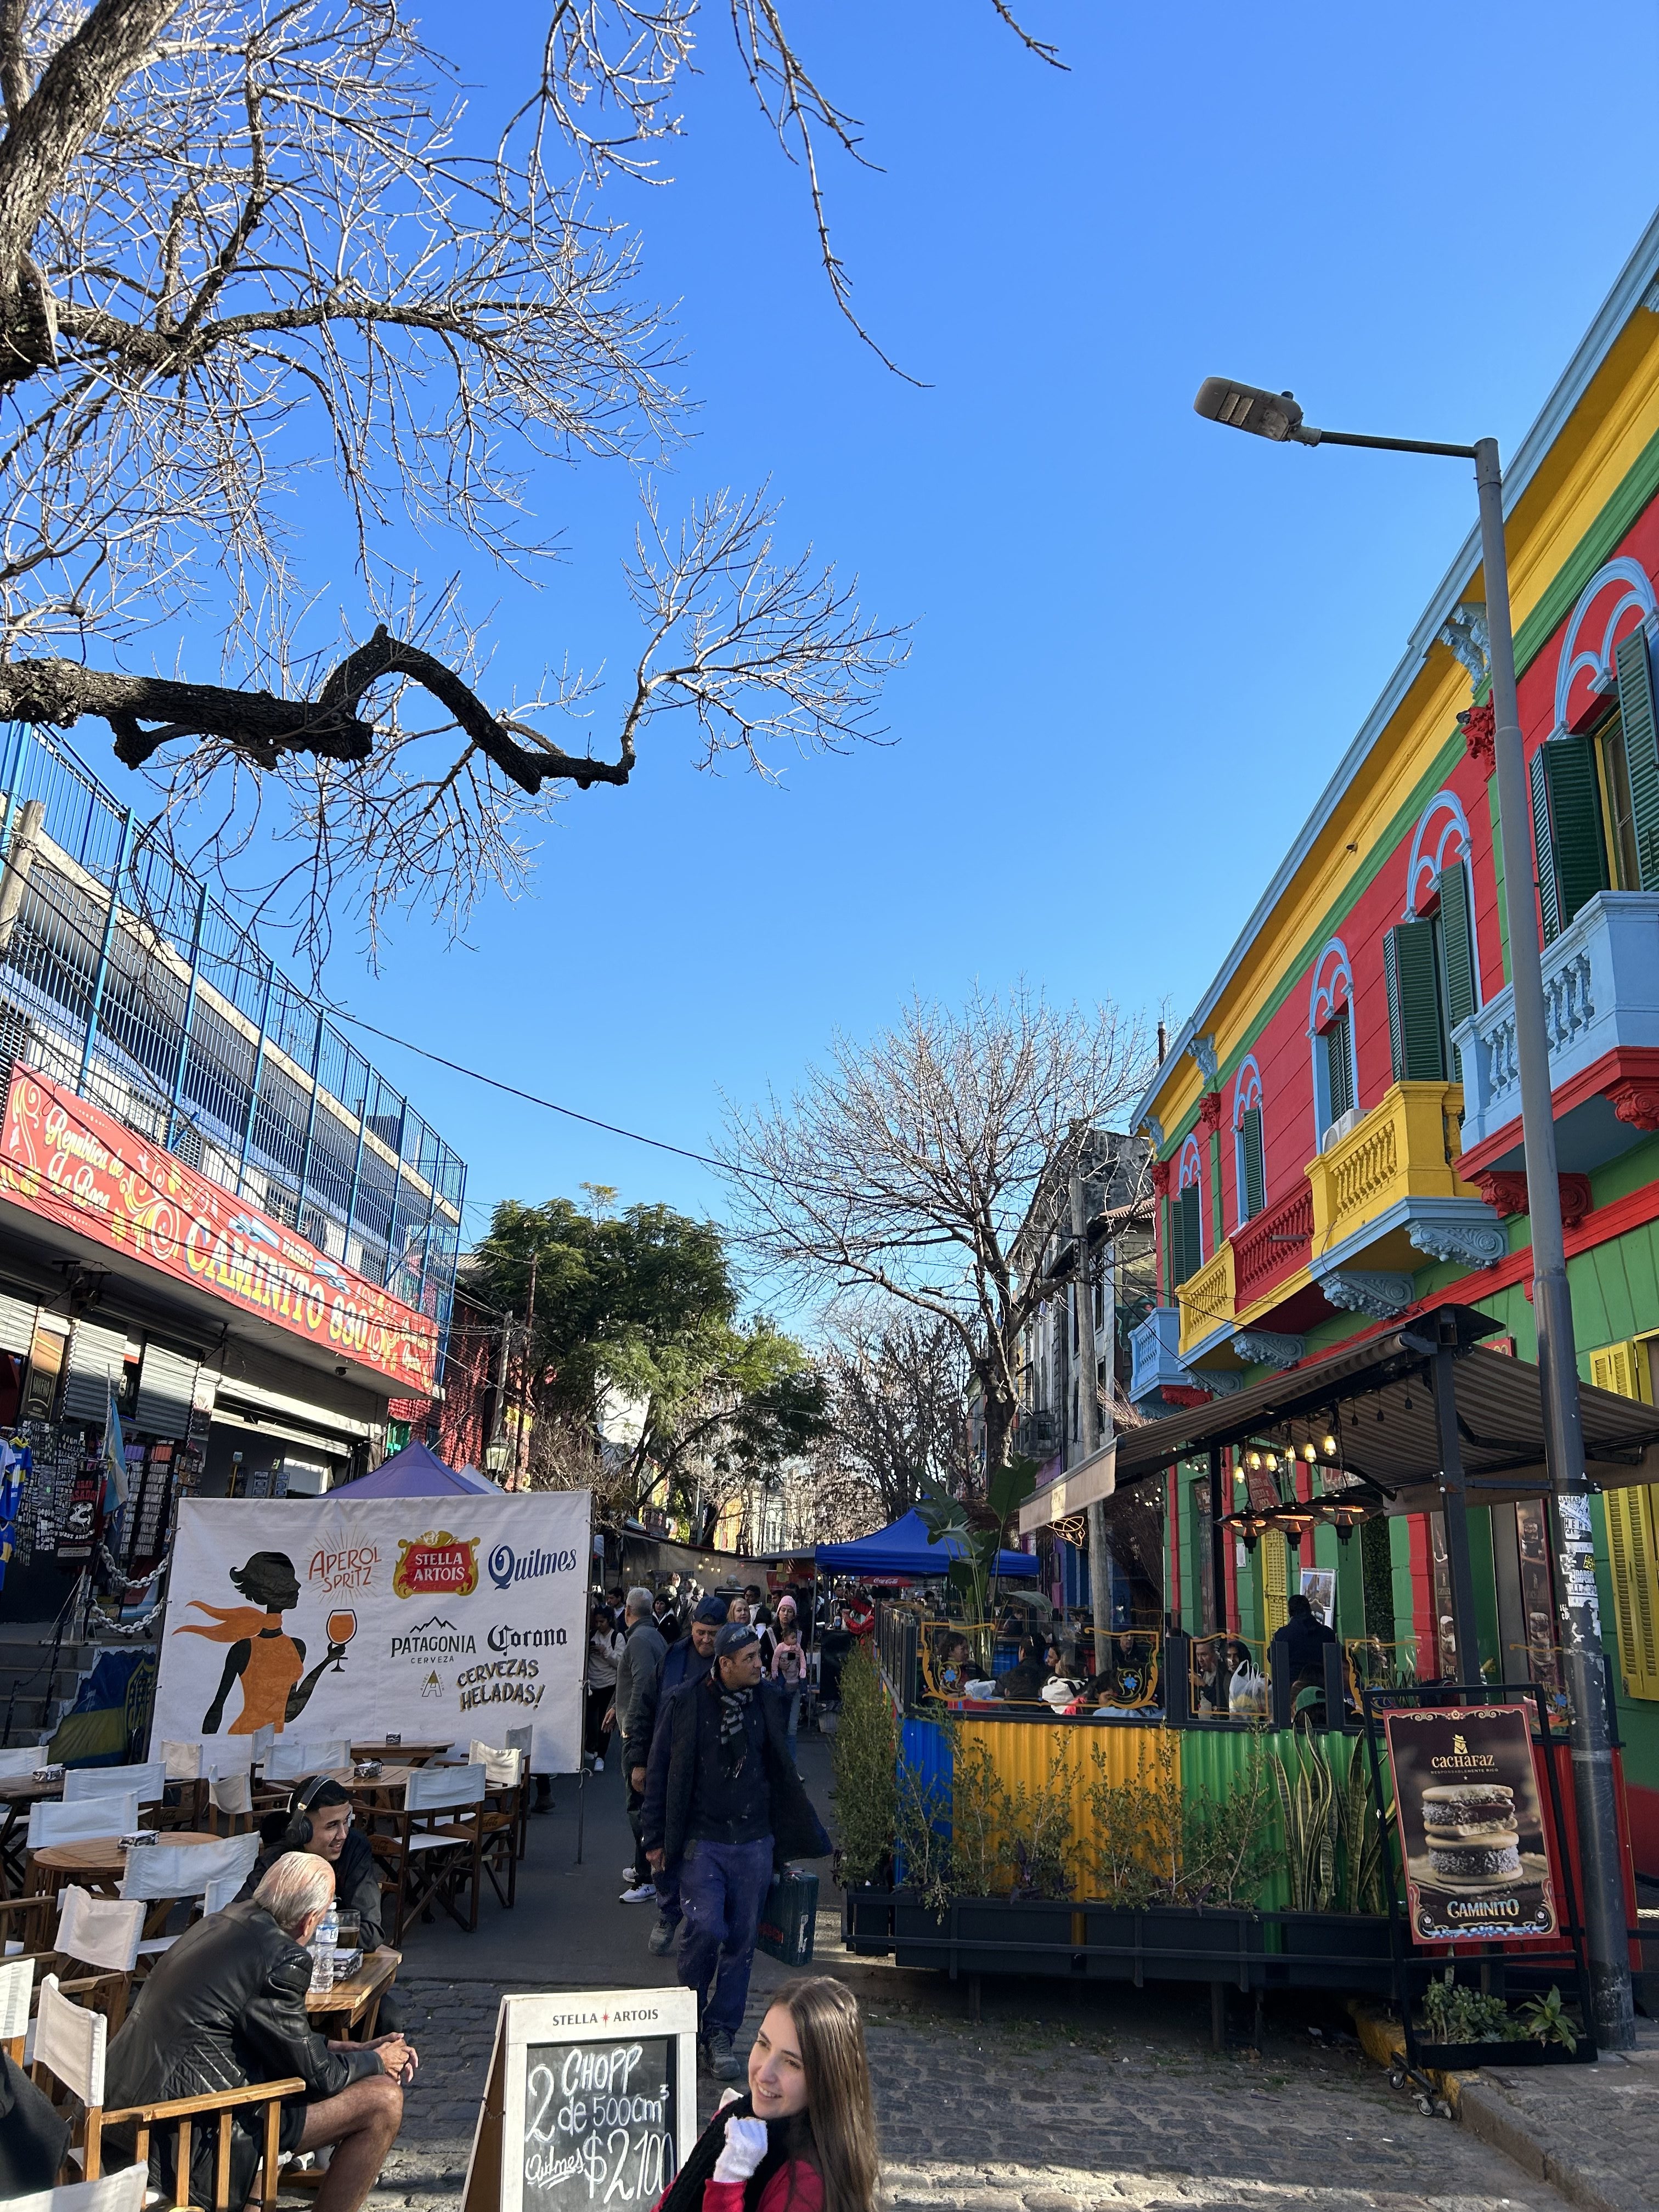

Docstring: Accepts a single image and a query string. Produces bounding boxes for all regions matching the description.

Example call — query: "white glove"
[713,2117,769,2183]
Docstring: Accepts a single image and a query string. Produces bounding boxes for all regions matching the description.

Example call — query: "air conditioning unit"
[1321,1107,1365,1153]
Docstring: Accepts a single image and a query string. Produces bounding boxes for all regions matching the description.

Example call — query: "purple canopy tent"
[344,1440,498,1496]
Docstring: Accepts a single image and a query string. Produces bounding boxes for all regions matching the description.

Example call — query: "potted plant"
[831,1645,897,1954]
[1265,1733,1392,1993]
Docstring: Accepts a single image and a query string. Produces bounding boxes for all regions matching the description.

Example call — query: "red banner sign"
[0,1069,437,1393]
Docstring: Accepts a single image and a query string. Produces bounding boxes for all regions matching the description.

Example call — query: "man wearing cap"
[641,1620,828,2080]
[639,1594,727,1954]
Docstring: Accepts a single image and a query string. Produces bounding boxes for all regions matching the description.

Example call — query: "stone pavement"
[1454,2018,1659,2212]
[359,1976,1572,2212]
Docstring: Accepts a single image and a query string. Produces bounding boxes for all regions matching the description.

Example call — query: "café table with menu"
[305,1946,402,2040]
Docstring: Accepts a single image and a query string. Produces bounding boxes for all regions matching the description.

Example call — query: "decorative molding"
[1322,1270,1414,1319]
[1554,556,1656,731]
[1232,1328,1305,1368]
[1142,1114,1165,1152]
[1197,1091,1223,1137]
[1149,1158,1172,1198]
[1177,1133,1204,1190]
[1204,1370,1245,1396]
[1438,601,1490,686]
[1404,789,1475,921]
[1407,1219,1508,1269]
[1559,1173,1594,1227]
[1308,938,1352,1036]
[1458,702,1496,775]
[1189,1034,1220,1084]
[1471,1169,1530,1218]
[1607,1077,1659,1131]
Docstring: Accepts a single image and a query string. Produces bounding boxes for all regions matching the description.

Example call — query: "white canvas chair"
[30,1968,106,2115]
[207,1771,253,1831]
[63,1764,165,1808]
[0,1742,48,1780]
[467,1740,522,1787]
[119,1832,259,1960]
[48,1888,144,2033]
[27,1793,141,1850]
[247,1724,275,1757]
[159,1741,201,1781]
[201,1743,253,1778]
[376,1764,487,1942]
[200,1872,245,1917]
[3,2164,148,2212]
[261,1739,348,1781]
[469,1744,523,1910]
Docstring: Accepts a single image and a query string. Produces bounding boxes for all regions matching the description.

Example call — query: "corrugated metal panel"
[134,1342,198,1440]
[60,1319,126,1423]
[0,1289,37,1356]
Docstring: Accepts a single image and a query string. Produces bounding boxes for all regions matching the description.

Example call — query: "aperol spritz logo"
[392,1530,479,1599]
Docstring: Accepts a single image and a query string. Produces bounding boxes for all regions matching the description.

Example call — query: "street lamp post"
[1194,377,1636,2051]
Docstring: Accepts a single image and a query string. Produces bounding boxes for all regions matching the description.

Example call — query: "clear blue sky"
[307,0,1659,1249]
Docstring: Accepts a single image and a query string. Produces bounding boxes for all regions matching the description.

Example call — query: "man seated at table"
[995,1635,1051,1703]
[1270,1592,1337,1700]
[238,1774,401,2024]
[106,1850,415,2212]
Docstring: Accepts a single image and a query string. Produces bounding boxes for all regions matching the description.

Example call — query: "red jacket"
[704,2167,823,2212]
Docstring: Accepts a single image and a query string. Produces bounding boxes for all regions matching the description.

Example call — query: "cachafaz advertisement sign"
[150,1492,590,1773]
[0,1069,438,1392]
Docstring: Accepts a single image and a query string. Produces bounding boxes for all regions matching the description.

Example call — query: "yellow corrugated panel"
[1589,1342,1659,1701]
[1263,1534,1289,1640]
[957,1719,1178,1900]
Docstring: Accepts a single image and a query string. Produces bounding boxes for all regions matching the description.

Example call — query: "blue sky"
[286,0,1659,1251]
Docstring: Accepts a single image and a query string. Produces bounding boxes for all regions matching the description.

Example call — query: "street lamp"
[1195,375,1635,2052]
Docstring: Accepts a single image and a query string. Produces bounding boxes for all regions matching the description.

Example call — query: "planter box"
[839,1887,893,1957]
[1413,2036,1593,2069]
[890,1893,1080,1976]
[1081,1905,1263,1988]
[1262,1911,1394,1995]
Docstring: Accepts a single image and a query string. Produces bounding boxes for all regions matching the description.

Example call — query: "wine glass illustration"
[326,1609,357,1671]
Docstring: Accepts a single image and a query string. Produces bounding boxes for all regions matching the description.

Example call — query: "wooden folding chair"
[61,1766,165,1812]
[2,1949,33,2061]
[371,1763,487,1941]
[467,1742,523,1910]
[42,1888,144,2032]
[31,1974,303,2212]
[503,1725,533,1860]
[118,1834,259,1968]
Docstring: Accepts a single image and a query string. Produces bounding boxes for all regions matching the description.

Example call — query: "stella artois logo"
[392,1529,479,1599]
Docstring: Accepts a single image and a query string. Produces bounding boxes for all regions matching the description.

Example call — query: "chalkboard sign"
[464,1987,699,2212]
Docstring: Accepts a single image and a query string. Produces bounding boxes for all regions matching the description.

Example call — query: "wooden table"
[26,1827,223,1898]
[304,1946,401,2039]
[349,1742,452,1767]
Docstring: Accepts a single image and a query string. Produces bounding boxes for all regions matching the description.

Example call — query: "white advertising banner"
[151,1492,591,1774]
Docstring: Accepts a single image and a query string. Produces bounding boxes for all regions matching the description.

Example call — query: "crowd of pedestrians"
[591,1578,829,2079]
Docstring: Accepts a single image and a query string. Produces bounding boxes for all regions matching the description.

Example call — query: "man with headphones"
[238,1774,403,2028]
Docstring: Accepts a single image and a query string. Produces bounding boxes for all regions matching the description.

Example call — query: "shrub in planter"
[831,1644,898,1886]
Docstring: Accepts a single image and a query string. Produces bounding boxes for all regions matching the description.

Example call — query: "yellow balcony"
[1305,1080,1477,1260]
[1176,1240,1235,1360]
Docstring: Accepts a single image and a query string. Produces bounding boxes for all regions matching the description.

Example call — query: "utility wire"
[328,1008,732,1175]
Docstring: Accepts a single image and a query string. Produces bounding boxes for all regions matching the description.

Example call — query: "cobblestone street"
[362,1977,1567,2212]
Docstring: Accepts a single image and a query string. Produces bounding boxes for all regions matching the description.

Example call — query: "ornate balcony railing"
[1176,1241,1234,1359]
[1453,889,1659,1159]
[1128,1305,1187,1402]
[1304,1080,1474,1255]
[1233,1184,1313,1310]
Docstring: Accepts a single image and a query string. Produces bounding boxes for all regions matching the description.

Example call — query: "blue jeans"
[675,1836,774,2039]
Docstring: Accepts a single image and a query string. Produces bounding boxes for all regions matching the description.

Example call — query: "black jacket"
[104,1899,382,2207]
[240,1824,388,1953]
[643,1674,830,1871]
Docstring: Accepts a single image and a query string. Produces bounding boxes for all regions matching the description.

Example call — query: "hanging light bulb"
[1246,1449,1261,1471]
[1302,1441,1318,1463]
[1322,1434,1338,1457]
[1263,1450,1279,1474]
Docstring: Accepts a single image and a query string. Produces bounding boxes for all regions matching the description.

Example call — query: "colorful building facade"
[1131,207,1659,1874]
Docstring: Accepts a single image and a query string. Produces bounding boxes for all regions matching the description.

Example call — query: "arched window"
[1170,1133,1204,1287]
[1233,1056,1264,1227]
[1308,939,1356,1144]
[1386,790,1480,1082]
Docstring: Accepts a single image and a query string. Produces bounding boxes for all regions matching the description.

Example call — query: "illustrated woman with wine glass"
[179,1550,351,1735]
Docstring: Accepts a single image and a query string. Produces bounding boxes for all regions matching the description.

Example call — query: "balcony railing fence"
[1232,1186,1313,1308]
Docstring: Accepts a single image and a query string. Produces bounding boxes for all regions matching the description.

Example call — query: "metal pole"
[1208,1444,1228,1639]
[164,881,210,1152]
[1070,1163,1113,1640]
[1477,436,1634,2049]
[77,808,135,1094]
[1426,1319,1482,1680]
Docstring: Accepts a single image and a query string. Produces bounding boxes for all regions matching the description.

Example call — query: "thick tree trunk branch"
[0,630,636,789]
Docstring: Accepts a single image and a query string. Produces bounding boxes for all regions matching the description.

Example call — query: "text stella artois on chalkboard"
[465,1987,699,2212]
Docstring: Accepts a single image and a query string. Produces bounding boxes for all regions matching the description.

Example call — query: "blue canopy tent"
[345,1441,498,1497]
[814,1507,1038,1579]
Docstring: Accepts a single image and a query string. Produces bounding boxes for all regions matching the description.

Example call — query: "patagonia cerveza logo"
[487,1541,579,1590]
[393,1530,479,1599]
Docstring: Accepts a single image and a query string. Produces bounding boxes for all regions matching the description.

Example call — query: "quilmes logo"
[487,1541,579,1591]
[393,1530,479,1600]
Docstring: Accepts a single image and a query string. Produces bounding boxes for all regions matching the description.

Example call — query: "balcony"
[1128,1306,1190,1403]
[1304,1079,1505,1297]
[1176,1241,1235,1361]
[1453,889,1659,1178]
[1233,1183,1313,1310]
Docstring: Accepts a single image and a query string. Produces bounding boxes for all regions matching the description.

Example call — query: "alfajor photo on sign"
[1381,1705,1560,1944]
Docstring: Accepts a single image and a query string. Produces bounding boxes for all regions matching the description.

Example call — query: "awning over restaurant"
[1017,1440,1116,1536]
[1104,1304,1659,1511]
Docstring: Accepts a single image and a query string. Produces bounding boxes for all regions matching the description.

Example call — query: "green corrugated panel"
[1177,1729,1390,1914]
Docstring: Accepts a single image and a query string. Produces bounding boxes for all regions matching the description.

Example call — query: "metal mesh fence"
[0,722,466,1347]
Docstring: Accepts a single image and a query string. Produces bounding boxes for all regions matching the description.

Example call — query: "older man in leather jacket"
[105,1851,415,2212]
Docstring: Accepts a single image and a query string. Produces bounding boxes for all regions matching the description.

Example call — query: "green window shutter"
[1531,747,1560,943]
[1323,1010,1354,1121]
[1176,1181,1201,1284]
[1531,736,1608,940]
[1241,1105,1265,1220]
[1615,625,1659,890]
[1437,862,1477,1082]
[1384,922,1444,1083]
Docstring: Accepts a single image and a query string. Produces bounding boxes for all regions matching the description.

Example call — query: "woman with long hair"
[654,1977,877,2212]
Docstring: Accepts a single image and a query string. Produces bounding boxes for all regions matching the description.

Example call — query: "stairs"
[0,1627,97,1745]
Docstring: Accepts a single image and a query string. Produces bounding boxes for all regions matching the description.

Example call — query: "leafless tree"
[721,984,1154,1472]
[821,1310,974,1524]
[0,0,1057,967]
